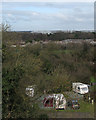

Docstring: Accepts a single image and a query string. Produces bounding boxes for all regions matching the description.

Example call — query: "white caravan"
[72,83,89,94]
[26,85,36,97]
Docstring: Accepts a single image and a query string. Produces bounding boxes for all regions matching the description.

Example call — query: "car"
[67,100,80,109]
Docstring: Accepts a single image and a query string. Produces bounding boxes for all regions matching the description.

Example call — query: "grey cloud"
[2,2,94,31]
[3,2,93,10]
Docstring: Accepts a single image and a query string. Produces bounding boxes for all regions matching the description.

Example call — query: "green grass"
[37,92,94,114]
[59,100,94,113]
[39,100,94,113]
[37,100,94,118]
[78,100,94,113]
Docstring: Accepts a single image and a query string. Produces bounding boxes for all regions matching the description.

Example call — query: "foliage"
[38,114,49,120]
[2,30,94,118]
[90,76,96,83]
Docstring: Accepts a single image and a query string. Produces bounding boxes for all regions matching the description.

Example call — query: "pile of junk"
[43,94,66,110]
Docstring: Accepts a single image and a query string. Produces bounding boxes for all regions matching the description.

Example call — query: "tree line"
[3,31,95,44]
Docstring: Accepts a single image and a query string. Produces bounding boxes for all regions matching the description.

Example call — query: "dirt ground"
[47,111,94,118]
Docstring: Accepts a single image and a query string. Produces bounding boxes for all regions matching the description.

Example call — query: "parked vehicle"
[67,100,80,109]
[26,85,36,97]
[72,83,89,94]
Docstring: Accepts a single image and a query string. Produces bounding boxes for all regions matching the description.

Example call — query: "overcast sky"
[2,2,94,31]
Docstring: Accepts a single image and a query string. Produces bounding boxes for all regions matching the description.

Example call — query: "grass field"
[39,100,94,113]
[37,92,94,118]
[39,101,94,118]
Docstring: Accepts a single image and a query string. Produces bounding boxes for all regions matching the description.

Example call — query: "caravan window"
[78,87,80,91]
[81,87,88,91]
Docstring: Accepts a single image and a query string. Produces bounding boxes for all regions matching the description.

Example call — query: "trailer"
[26,85,36,97]
[72,83,89,94]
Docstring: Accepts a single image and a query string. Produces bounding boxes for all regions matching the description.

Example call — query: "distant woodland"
[3,31,95,44]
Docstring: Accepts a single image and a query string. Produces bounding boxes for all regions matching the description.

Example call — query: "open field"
[35,91,94,118]
[37,100,94,118]
[38,107,94,118]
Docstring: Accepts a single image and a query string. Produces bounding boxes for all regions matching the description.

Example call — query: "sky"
[2,2,94,31]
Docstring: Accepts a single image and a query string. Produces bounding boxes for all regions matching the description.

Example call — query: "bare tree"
[0,23,11,32]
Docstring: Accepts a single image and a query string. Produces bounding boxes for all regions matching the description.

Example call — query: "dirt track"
[47,111,94,118]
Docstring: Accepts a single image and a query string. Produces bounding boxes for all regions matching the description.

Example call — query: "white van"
[72,83,89,94]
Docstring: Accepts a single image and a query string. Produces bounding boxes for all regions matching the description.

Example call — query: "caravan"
[26,85,36,97]
[72,83,89,94]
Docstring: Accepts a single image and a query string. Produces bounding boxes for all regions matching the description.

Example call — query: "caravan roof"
[77,83,88,88]
[73,83,89,88]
